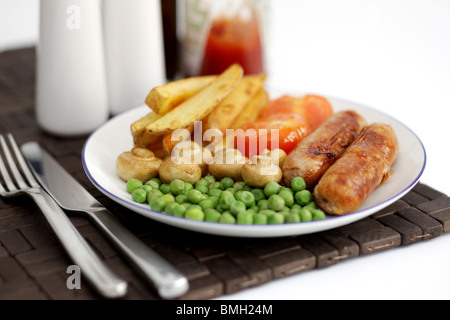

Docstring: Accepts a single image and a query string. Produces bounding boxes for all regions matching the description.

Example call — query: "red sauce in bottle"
[200,10,264,75]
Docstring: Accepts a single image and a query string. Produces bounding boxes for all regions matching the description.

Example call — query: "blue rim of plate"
[81,95,427,238]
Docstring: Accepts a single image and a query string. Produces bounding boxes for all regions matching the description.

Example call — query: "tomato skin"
[258,94,333,132]
[302,94,334,132]
[234,94,333,159]
[258,95,304,119]
[234,113,310,158]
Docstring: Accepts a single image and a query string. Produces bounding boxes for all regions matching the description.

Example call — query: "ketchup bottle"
[179,0,268,77]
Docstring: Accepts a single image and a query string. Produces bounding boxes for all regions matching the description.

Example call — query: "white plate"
[82,95,426,238]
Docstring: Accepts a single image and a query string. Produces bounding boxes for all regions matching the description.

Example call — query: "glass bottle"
[179,0,269,77]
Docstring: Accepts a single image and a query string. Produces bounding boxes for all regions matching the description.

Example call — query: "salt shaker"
[36,0,109,137]
[103,0,166,115]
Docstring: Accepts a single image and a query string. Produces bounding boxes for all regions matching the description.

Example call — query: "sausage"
[313,123,399,215]
[282,110,367,189]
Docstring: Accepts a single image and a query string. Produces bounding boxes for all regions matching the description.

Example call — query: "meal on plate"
[115,64,399,225]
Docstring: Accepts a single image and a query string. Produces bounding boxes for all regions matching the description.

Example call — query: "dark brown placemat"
[0,48,449,300]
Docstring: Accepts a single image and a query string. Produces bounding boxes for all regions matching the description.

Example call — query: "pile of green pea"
[125,175,326,225]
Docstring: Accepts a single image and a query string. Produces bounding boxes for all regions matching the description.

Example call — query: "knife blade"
[21,141,189,299]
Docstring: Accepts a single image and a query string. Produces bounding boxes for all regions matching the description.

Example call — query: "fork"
[0,134,128,298]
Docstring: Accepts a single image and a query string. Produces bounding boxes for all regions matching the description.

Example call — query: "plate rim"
[81,95,427,238]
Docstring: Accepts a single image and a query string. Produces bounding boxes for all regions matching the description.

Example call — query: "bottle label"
[181,0,210,76]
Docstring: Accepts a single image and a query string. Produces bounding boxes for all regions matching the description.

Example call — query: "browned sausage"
[282,110,367,189]
[313,123,399,215]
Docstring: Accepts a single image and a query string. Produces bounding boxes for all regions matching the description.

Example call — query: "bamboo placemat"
[0,48,449,300]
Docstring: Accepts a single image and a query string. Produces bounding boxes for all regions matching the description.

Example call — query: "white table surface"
[1,0,449,300]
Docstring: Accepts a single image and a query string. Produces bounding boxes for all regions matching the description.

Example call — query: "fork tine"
[0,136,128,298]
[0,134,28,190]
[7,134,40,188]
[0,135,19,192]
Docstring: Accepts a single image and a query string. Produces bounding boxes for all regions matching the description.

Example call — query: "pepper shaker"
[103,0,166,115]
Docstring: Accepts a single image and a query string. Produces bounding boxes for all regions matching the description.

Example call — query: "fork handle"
[30,190,128,298]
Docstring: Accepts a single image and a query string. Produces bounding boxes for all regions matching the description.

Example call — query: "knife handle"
[31,191,128,298]
[88,208,189,299]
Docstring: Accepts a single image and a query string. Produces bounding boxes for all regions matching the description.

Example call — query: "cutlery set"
[0,134,188,299]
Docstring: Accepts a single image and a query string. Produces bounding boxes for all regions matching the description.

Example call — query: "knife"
[21,141,189,299]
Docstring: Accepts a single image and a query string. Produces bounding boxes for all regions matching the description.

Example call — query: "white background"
[1,0,449,300]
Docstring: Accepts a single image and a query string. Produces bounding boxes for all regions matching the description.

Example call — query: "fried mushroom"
[171,140,208,175]
[241,155,282,188]
[158,157,202,184]
[116,147,162,182]
[208,147,247,181]
[261,148,287,167]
